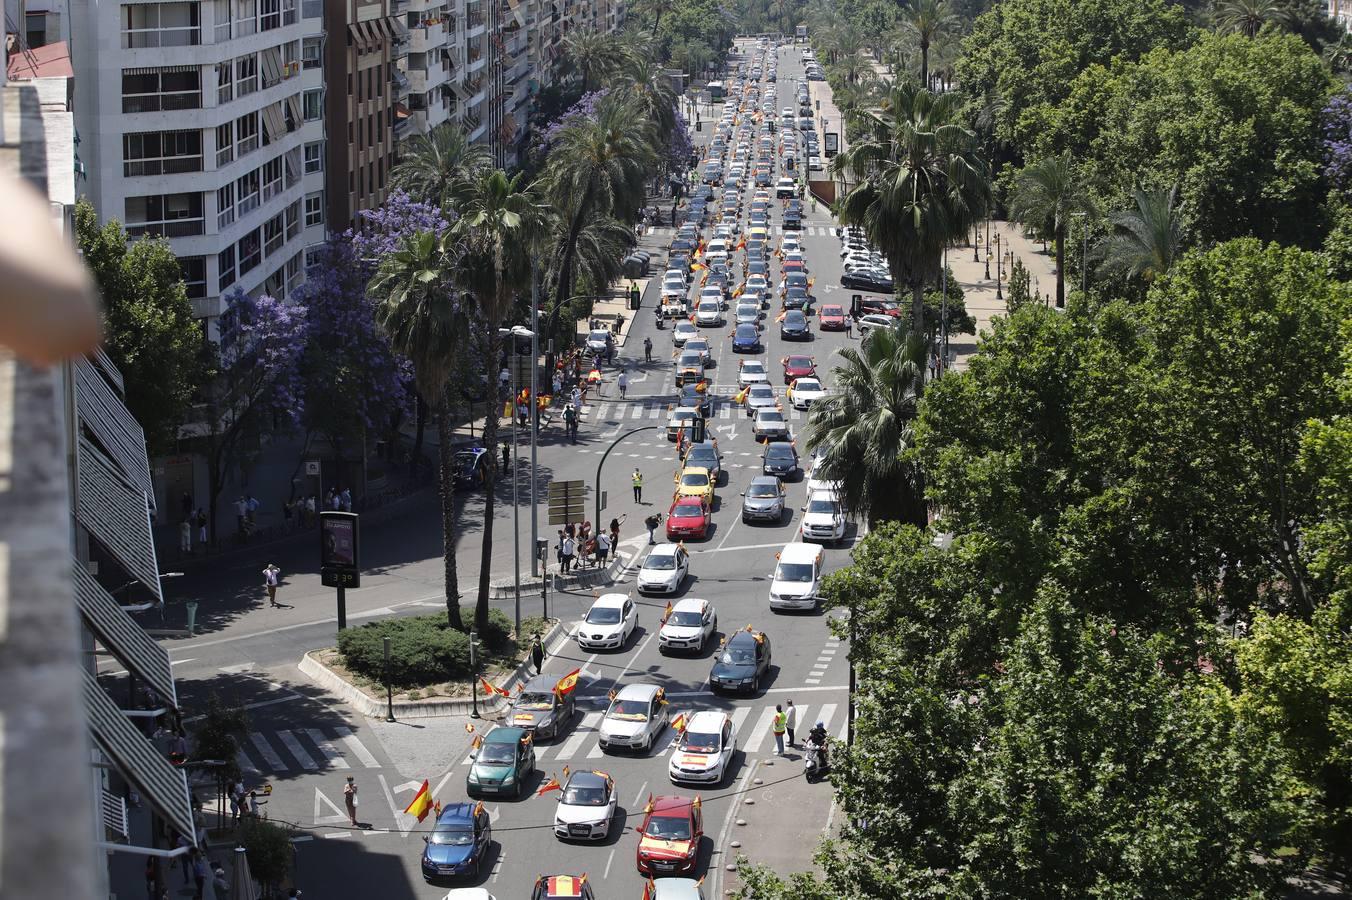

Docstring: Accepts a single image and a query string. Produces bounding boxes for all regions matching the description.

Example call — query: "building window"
[282,0,297,26]
[123,130,203,177]
[236,54,258,98]
[303,141,323,173]
[260,0,280,30]
[286,251,303,286]
[302,37,322,69]
[234,0,257,36]
[237,168,261,216]
[121,2,200,48]
[122,68,201,114]
[215,121,234,167]
[218,245,237,289]
[215,61,233,105]
[124,193,205,238]
[304,243,324,270]
[304,191,323,227]
[217,183,236,229]
[236,112,259,158]
[285,200,300,238]
[263,212,285,256]
[261,156,283,202]
[238,227,262,275]
[302,88,323,121]
[181,257,207,300]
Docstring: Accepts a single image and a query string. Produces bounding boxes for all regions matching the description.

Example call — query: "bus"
[707,81,725,102]
[795,25,808,43]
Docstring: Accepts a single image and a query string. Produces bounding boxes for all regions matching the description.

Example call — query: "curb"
[488,549,632,599]
[297,618,575,720]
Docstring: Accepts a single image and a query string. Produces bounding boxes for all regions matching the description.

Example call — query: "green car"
[467,726,536,799]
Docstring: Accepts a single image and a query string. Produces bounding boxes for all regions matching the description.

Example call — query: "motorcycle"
[803,740,828,782]
[655,310,664,329]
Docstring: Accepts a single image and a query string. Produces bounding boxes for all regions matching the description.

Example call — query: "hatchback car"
[780,310,809,340]
[636,795,704,876]
[695,300,722,327]
[599,683,670,753]
[666,406,703,441]
[788,376,826,409]
[744,382,778,415]
[761,441,799,477]
[818,304,846,330]
[674,466,715,506]
[735,302,762,326]
[533,874,596,900]
[677,382,714,417]
[856,313,896,336]
[669,710,737,784]
[731,323,761,353]
[666,497,712,540]
[659,596,718,654]
[753,408,791,441]
[553,770,617,841]
[682,440,722,484]
[671,320,698,345]
[507,674,577,740]
[709,628,772,694]
[585,329,612,355]
[738,359,770,387]
[421,802,493,881]
[576,593,637,651]
[467,726,536,798]
[638,543,690,595]
[741,475,786,523]
[674,352,705,386]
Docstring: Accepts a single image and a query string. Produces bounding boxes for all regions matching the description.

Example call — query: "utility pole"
[529,263,540,577]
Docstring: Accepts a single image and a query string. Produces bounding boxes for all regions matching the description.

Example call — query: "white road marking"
[336,727,381,768]
[248,733,288,771]
[632,780,649,807]
[548,711,603,761]
[304,729,350,769]
[604,848,616,880]
[276,730,319,770]
[742,706,781,754]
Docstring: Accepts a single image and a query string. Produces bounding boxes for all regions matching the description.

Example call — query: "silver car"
[741,475,786,523]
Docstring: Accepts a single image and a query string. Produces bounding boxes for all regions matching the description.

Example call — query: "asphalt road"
[123,38,864,900]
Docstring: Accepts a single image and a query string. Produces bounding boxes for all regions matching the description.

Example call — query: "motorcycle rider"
[804,721,829,772]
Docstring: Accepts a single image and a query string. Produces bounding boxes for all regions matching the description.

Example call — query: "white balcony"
[410,21,446,52]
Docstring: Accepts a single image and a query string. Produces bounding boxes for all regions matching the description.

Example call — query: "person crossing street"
[772,704,788,755]
[618,371,629,399]
[644,336,653,362]
[632,468,643,503]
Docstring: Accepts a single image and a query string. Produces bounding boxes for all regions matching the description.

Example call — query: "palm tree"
[1323,30,1352,73]
[804,325,929,527]
[389,123,492,211]
[899,0,958,88]
[449,168,548,636]
[834,81,989,342]
[1210,0,1295,37]
[615,53,678,156]
[1007,153,1098,308]
[543,92,655,334]
[370,230,470,630]
[562,29,628,91]
[1095,186,1183,285]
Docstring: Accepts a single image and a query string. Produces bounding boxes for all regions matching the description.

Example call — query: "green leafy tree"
[1211,0,1295,38]
[190,694,248,826]
[237,817,297,896]
[1095,185,1184,286]
[389,123,493,211]
[562,29,629,91]
[834,82,989,339]
[73,199,203,457]
[1007,152,1098,307]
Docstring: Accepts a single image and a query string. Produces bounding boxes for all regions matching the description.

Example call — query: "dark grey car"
[506,674,577,740]
[741,475,786,523]
[762,442,799,478]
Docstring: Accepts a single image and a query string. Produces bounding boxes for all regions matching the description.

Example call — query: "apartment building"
[323,0,399,228]
[70,0,330,333]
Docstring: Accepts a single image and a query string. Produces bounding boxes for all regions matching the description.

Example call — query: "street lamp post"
[995,232,1003,301]
[984,215,991,280]
[1072,211,1089,296]
[500,325,534,638]
[593,425,662,528]
[530,265,540,578]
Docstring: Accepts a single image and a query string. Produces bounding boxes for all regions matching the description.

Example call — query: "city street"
[123,37,866,900]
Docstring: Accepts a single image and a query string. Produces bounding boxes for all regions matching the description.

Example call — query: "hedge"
[336,607,520,688]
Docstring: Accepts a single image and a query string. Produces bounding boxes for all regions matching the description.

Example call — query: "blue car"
[421,802,492,882]
[732,323,761,352]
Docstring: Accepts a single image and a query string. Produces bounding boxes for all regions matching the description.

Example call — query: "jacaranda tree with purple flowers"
[203,289,309,545]
[1323,87,1352,193]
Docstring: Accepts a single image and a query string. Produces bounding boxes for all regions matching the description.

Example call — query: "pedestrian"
[248,790,262,817]
[228,781,242,825]
[530,634,544,675]
[499,367,510,393]
[618,371,629,399]
[263,563,281,607]
[168,730,188,766]
[306,494,316,523]
[341,487,352,512]
[632,468,643,503]
[212,862,229,897]
[179,519,192,555]
[609,515,625,547]
[563,403,578,443]
[555,530,565,568]
[596,530,611,566]
[561,533,576,573]
[929,350,939,379]
[195,508,207,545]
[233,496,247,534]
[772,704,787,755]
[785,699,798,747]
[191,849,207,900]
[645,512,661,544]
[571,386,582,409]
[343,776,359,827]
[501,442,510,473]
[843,314,853,339]
[246,494,260,523]
[644,336,653,362]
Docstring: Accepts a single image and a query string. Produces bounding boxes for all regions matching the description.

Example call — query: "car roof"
[565,770,610,791]
[765,441,796,454]
[484,725,528,744]
[749,474,781,487]
[653,883,704,900]
[671,597,708,614]
[649,542,681,555]
[520,673,564,693]
[650,794,694,815]
[686,710,729,731]
[592,592,629,609]
[726,629,764,648]
[435,801,478,825]
[615,682,662,701]
[779,541,824,563]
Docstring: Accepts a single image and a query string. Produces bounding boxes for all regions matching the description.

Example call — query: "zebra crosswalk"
[647,225,834,238]
[236,726,383,776]
[462,699,848,766]
[577,398,807,424]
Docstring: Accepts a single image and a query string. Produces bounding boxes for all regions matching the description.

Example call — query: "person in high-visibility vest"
[632,468,643,503]
[772,704,788,756]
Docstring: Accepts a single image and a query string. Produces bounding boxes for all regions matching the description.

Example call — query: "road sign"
[547,479,587,525]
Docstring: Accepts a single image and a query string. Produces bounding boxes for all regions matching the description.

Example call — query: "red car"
[781,354,816,384]
[636,795,704,876]
[666,498,712,540]
[818,304,846,330]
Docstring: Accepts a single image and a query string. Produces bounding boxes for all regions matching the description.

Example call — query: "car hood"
[470,761,511,781]
[423,841,476,866]
[743,495,781,509]
[599,716,647,739]
[660,623,703,641]
[581,621,625,638]
[555,802,610,826]
[803,511,841,527]
[672,749,721,769]
[640,567,680,584]
[639,834,695,860]
[772,577,814,596]
[507,708,553,729]
[711,660,756,679]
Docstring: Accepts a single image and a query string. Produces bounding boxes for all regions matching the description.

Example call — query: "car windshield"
[669,610,703,626]
[429,824,474,846]
[808,498,839,515]
[477,743,516,764]
[750,386,773,398]
[453,451,480,468]
[760,411,785,423]
[689,449,716,465]
[515,692,555,711]
[646,553,677,571]
[743,363,765,374]
[589,330,609,341]
[796,380,821,391]
[674,502,703,517]
[681,730,721,753]
[585,606,622,625]
[748,483,780,498]
[776,562,814,582]
[721,645,755,664]
[646,815,692,840]
[679,355,701,367]
[562,784,608,807]
[608,699,650,721]
[767,446,794,459]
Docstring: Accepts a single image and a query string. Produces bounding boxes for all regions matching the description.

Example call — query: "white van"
[768,542,824,611]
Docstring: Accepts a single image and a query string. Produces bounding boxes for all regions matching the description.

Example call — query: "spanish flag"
[554,667,581,697]
[403,779,433,822]
[691,262,707,272]
[693,794,702,811]
[644,792,655,814]
[479,676,510,698]
[663,600,674,621]
[776,310,788,323]
[471,733,483,750]
[671,711,688,733]
[473,800,485,818]
[734,387,748,405]
[536,774,563,797]
[465,722,476,733]
[643,877,656,900]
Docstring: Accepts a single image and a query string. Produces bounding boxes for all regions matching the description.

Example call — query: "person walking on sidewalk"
[190,849,207,900]
[618,371,629,399]
[844,314,854,339]
[179,519,192,555]
[772,704,788,755]
[561,533,576,573]
[596,530,611,566]
[263,564,281,607]
[632,468,643,503]
[343,776,359,827]
[195,508,207,546]
[530,634,545,675]
[564,403,578,443]
[785,699,798,747]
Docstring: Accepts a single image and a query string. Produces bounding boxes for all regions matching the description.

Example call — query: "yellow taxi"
[673,465,716,506]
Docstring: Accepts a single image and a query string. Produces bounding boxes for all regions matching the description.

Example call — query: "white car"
[650,879,707,900]
[553,770,617,841]
[672,320,699,346]
[788,376,826,410]
[744,382,778,414]
[699,285,725,305]
[774,178,796,198]
[753,408,791,441]
[666,406,702,441]
[658,597,717,653]
[738,360,770,387]
[668,710,737,784]
[809,155,823,171]
[598,683,670,753]
[744,274,769,295]
[585,329,612,355]
[695,300,722,327]
[805,446,841,494]
[638,543,690,595]
[684,337,712,365]
[856,313,895,336]
[779,236,803,255]
[576,593,637,650]
[801,489,846,542]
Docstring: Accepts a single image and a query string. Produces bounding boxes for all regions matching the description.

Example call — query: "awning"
[89,347,125,394]
[372,16,396,40]
[284,94,302,133]
[75,560,177,708]
[260,101,287,144]
[75,358,154,505]
[394,101,410,119]
[83,670,196,843]
[259,48,284,87]
[77,436,162,602]
[349,21,378,48]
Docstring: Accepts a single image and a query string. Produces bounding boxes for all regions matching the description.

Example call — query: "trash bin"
[628,285,641,310]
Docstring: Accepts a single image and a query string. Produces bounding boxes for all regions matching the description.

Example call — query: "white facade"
[71,0,329,330]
